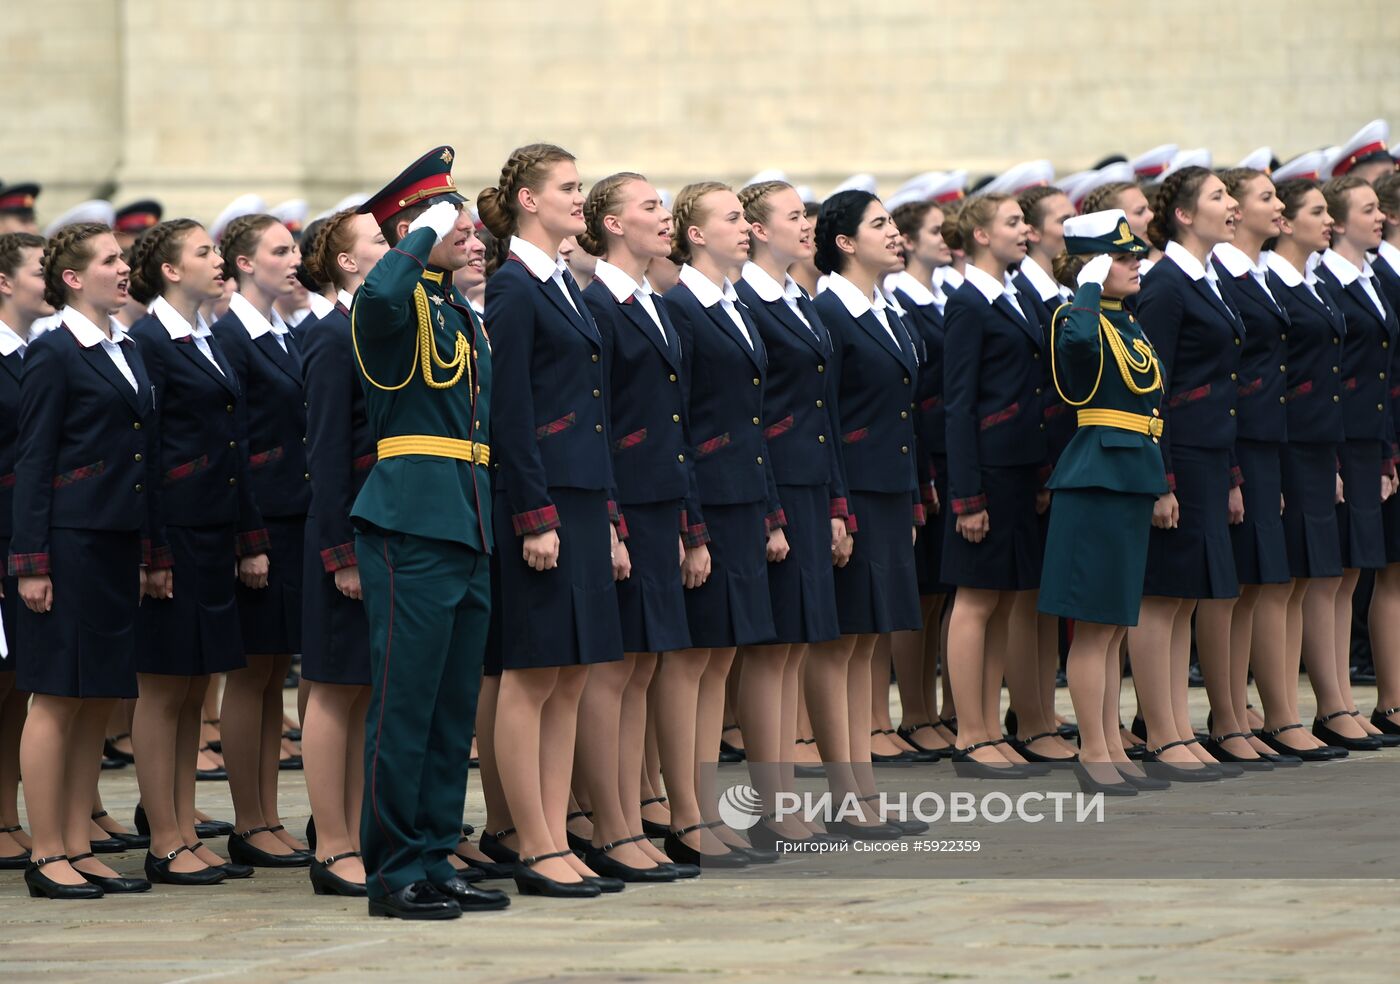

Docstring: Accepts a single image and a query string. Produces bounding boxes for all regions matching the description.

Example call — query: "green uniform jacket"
[349,227,493,552]
[1045,283,1168,496]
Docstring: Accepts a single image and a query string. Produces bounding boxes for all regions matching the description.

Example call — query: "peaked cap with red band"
[359,145,466,225]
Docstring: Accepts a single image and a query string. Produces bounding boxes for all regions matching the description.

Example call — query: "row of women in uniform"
[5,128,1400,900]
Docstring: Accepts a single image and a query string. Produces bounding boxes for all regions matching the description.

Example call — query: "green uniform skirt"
[1038,488,1155,627]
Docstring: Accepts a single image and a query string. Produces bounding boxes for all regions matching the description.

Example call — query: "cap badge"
[1113,221,1133,246]
[441,149,454,164]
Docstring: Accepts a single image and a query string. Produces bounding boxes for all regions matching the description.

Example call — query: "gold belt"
[1076,409,1164,438]
[376,435,491,465]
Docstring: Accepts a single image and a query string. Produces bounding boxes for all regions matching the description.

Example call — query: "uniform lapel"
[253,331,302,384]
[175,334,240,396]
[621,296,677,369]
[535,268,600,347]
[73,333,143,415]
[0,350,22,385]
[994,294,1043,350]
[854,309,908,369]
[702,298,764,371]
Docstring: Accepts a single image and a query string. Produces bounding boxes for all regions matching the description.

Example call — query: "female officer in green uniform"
[1037,209,1168,796]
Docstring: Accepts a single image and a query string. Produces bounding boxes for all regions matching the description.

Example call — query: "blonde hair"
[477,143,576,240]
[946,193,1011,257]
[578,172,647,257]
[668,181,730,265]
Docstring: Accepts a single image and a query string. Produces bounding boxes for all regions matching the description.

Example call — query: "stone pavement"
[2,685,1398,984]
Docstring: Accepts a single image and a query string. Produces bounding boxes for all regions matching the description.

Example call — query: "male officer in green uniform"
[351,146,508,919]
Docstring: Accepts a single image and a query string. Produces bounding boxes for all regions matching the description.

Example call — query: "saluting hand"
[19,574,52,613]
[238,552,270,590]
[767,528,790,563]
[1152,492,1179,529]
[523,530,561,572]
[408,200,462,244]
[1227,486,1244,525]
[956,509,989,544]
[681,543,711,589]
[334,565,362,601]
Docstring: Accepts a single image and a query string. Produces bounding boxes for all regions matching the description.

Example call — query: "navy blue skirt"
[940,464,1043,592]
[615,499,691,654]
[1230,440,1291,585]
[1281,442,1343,579]
[683,501,775,648]
[137,524,246,676]
[301,520,370,686]
[493,486,623,670]
[1143,445,1239,599]
[236,515,304,654]
[1040,489,1154,626]
[766,484,840,644]
[835,490,921,634]
[916,454,951,595]
[1337,439,1387,570]
[17,529,140,698]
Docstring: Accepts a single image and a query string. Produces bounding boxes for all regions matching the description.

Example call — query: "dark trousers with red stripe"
[356,530,489,899]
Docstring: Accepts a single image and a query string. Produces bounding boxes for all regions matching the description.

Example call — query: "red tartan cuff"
[1165,472,1177,493]
[608,499,621,524]
[765,508,788,533]
[321,542,358,572]
[682,523,711,548]
[1384,458,1397,479]
[143,539,174,570]
[513,504,562,536]
[913,503,927,527]
[236,528,271,557]
[1230,465,1244,489]
[615,514,629,542]
[9,552,50,576]
[951,493,987,516]
[829,497,851,520]
[845,513,859,534]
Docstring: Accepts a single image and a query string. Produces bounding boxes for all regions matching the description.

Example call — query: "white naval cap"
[793,185,816,206]
[893,171,946,200]
[1271,151,1326,184]
[924,170,968,204]
[1131,143,1178,182]
[1159,148,1213,183]
[1056,171,1097,209]
[43,199,116,239]
[976,160,1054,197]
[1235,147,1274,173]
[1066,162,1138,210]
[1322,119,1392,179]
[210,193,268,242]
[269,198,309,233]
[313,192,371,222]
[825,173,878,200]
[743,169,789,188]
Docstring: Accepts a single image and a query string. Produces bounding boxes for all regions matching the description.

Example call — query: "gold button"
[592,354,599,362]
[1279,397,1286,404]
[900,410,909,419]
[1385,341,1390,349]
[1280,333,1287,341]
[592,389,600,398]
[226,404,234,413]
[903,377,910,384]
[677,453,685,462]
[302,437,308,445]
[1382,373,1389,380]
[134,484,143,492]
[817,365,825,373]
[228,441,237,449]
[815,400,823,408]
[1033,353,1040,360]
[133,453,142,462]
[1152,437,1159,444]
[1333,395,1341,403]
[756,456,763,464]
[133,421,142,430]
[672,414,681,423]
[752,417,760,426]
[1230,373,1238,381]
[228,477,237,486]
[1035,387,1042,395]
[304,472,311,480]
[669,373,677,382]
[1279,365,1286,372]
[752,378,760,386]
[818,435,826,443]
[476,420,481,429]
[1333,337,1340,344]
[1333,366,1340,373]
[595,424,603,433]
[1234,338,1241,345]
[1151,408,1160,417]
[1229,409,1236,416]
[900,446,909,454]
[1039,423,1046,431]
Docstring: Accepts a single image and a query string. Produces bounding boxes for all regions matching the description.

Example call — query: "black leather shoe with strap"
[24,853,104,900]
[1313,710,1383,751]
[0,825,30,870]
[513,849,602,898]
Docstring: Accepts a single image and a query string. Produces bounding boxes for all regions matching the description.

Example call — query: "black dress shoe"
[88,836,128,854]
[195,818,235,839]
[305,816,317,853]
[1140,740,1221,782]
[640,797,670,839]
[1115,768,1171,791]
[951,739,1037,779]
[719,725,746,762]
[1349,711,1400,746]
[283,727,302,742]
[478,828,520,864]
[104,734,136,765]
[662,823,749,868]
[660,861,702,879]
[874,728,940,763]
[24,854,104,900]
[825,819,904,840]
[1203,733,1273,770]
[0,824,31,870]
[101,755,127,770]
[1313,711,1383,751]
[432,875,510,910]
[133,804,150,837]
[896,723,955,758]
[1075,765,1138,796]
[452,862,486,883]
[1260,724,1345,762]
[1371,706,1400,736]
[278,754,304,771]
[71,852,151,893]
[1012,731,1079,763]
[369,881,461,920]
[857,795,928,836]
[191,841,254,879]
[583,874,626,893]
[92,810,148,850]
[457,852,514,880]
[565,810,593,854]
[310,851,367,897]
[513,850,602,898]
[746,822,815,853]
[228,826,311,867]
[584,835,678,882]
[145,845,228,886]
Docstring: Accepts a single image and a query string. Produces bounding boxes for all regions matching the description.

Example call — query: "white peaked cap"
[1322,119,1392,179]
[826,173,878,200]
[44,199,116,239]
[744,169,789,188]
[1271,151,1326,184]
[1235,147,1274,172]
[1131,143,1178,182]
[1159,148,1213,183]
[211,193,268,242]
[924,170,968,204]
[977,159,1055,197]
[270,199,309,227]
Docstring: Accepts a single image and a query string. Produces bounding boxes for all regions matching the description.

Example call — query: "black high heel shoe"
[1115,766,1171,791]
[951,738,1037,779]
[310,850,368,897]
[305,816,317,853]
[1140,740,1221,782]
[1011,731,1079,763]
[0,824,31,870]
[90,810,145,852]
[1074,765,1137,796]
[792,738,825,778]
[896,723,955,758]
[663,822,749,868]
[145,845,228,886]
[719,724,746,763]
[513,849,602,898]
[190,840,253,879]
[456,852,515,880]
[640,797,671,839]
[1313,710,1383,751]
[565,810,593,854]
[1371,706,1400,736]
[24,854,104,900]
[1349,710,1400,746]
[478,827,520,864]
[228,826,311,867]
[104,733,136,765]
[70,852,151,893]
[1260,723,1344,761]
[1203,732,1273,770]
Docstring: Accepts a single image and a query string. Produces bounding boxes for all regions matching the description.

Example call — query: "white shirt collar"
[961,264,1007,304]
[336,288,354,310]
[1265,251,1307,287]
[592,259,648,304]
[227,291,289,339]
[509,236,560,283]
[0,319,26,357]
[1212,242,1267,279]
[884,271,936,307]
[1321,248,1369,286]
[307,292,336,320]
[1164,240,1215,283]
[936,266,965,293]
[151,295,212,341]
[823,272,887,319]
[62,305,129,348]
[741,261,806,304]
[678,263,738,308]
[1376,240,1400,277]
[1017,256,1062,303]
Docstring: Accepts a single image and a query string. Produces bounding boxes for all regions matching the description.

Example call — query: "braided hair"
[1079,182,1137,219]
[219,213,280,284]
[301,209,360,290]
[1018,185,1067,230]
[0,232,45,282]
[477,143,577,241]
[668,181,730,265]
[128,218,202,305]
[738,180,795,228]
[578,172,647,258]
[1146,166,1214,250]
[42,222,111,310]
[813,190,877,275]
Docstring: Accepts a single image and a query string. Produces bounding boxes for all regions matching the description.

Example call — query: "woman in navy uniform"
[574,172,691,879]
[1209,167,1291,767]
[811,188,924,835]
[127,218,267,884]
[939,192,1046,777]
[1040,209,1167,794]
[211,213,313,865]
[14,223,156,898]
[735,179,852,847]
[1312,175,1398,750]
[1366,172,1400,738]
[297,209,391,895]
[885,199,955,758]
[1130,166,1244,779]
[1260,177,1352,760]
[0,232,48,870]
[478,143,624,898]
[660,181,786,863]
